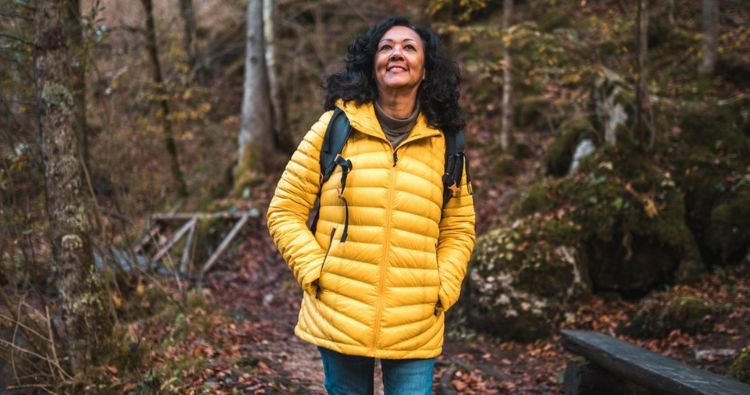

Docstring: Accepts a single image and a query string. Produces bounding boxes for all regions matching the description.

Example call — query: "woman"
[267,17,475,394]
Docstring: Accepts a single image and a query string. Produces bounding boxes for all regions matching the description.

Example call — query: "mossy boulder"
[621,294,716,338]
[514,95,551,131]
[706,186,750,264]
[591,68,634,146]
[729,345,750,384]
[543,116,597,176]
[467,218,591,342]
[520,146,700,295]
[666,100,750,265]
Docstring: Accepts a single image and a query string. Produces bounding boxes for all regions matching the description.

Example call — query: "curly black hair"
[324,17,464,135]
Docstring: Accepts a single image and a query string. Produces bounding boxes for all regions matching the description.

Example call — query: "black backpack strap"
[442,130,471,208]
[309,108,353,242]
[320,108,352,183]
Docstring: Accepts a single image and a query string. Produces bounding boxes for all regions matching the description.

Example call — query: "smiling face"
[373,25,426,98]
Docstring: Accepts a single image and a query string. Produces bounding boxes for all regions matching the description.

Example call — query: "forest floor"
[131,211,750,394]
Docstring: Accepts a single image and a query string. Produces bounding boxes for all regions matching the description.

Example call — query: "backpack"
[309,108,472,243]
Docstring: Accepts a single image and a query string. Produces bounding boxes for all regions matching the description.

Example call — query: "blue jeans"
[318,347,435,395]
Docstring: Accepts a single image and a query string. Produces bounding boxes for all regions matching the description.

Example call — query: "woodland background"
[1,0,749,393]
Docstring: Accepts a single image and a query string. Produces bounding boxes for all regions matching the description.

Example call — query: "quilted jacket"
[266,100,475,359]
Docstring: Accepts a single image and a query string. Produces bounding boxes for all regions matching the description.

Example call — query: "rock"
[592,68,633,146]
[569,139,596,175]
[621,294,716,339]
[543,116,596,177]
[467,222,591,342]
[514,95,551,130]
[706,186,750,265]
[667,100,750,266]
[522,147,700,295]
[729,345,750,384]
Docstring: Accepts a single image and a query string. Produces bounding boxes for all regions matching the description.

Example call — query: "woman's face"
[374,26,425,95]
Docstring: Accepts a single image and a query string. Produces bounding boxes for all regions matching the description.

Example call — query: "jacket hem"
[294,326,443,360]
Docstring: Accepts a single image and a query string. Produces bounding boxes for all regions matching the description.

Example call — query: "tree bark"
[238,0,276,172]
[264,0,290,151]
[698,0,719,76]
[178,0,203,82]
[140,0,189,197]
[634,0,649,149]
[65,0,90,172]
[499,0,513,151]
[34,0,111,373]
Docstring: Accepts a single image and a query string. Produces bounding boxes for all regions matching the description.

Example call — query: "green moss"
[493,154,520,177]
[538,8,569,32]
[665,295,715,335]
[624,294,715,338]
[468,216,590,341]
[517,146,701,293]
[706,186,750,264]
[729,346,750,384]
[543,117,595,176]
[231,147,265,198]
[514,96,551,130]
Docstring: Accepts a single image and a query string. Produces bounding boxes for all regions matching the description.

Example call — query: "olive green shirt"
[374,101,420,149]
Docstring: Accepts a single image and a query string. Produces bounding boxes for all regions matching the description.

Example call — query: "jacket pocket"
[316,228,336,299]
[433,249,443,316]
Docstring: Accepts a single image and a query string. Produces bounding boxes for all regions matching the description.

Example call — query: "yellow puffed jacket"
[267,100,475,359]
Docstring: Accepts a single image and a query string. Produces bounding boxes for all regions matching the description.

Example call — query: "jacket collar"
[336,100,442,146]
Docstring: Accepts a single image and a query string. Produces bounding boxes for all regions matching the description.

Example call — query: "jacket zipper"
[316,228,336,299]
[372,144,398,354]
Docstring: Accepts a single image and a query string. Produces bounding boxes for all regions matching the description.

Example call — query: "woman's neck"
[377,90,419,119]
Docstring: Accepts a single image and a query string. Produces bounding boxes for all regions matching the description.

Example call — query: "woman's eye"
[405,45,416,51]
[379,45,391,51]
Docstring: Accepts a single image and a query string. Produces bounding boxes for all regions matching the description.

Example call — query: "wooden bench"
[560,329,750,395]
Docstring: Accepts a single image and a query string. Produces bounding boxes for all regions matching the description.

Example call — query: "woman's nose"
[389,48,404,60]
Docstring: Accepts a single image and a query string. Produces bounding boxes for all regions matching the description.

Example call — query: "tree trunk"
[264,0,290,151]
[499,0,513,151]
[65,0,90,172]
[667,0,675,25]
[238,0,276,173]
[634,0,650,149]
[698,0,719,76]
[141,0,189,197]
[34,0,111,372]
[178,0,203,82]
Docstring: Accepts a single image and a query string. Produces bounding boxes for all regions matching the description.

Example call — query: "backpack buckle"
[448,183,461,197]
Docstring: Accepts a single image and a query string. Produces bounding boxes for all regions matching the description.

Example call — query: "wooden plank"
[152,216,196,262]
[199,213,250,277]
[179,216,197,273]
[561,330,750,395]
[150,209,260,221]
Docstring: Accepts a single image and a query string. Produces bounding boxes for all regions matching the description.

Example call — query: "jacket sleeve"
[266,111,333,297]
[436,165,476,312]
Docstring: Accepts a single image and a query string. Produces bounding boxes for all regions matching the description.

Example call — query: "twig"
[0,338,72,382]
[0,314,50,344]
[5,383,57,395]
[0,31,35,47]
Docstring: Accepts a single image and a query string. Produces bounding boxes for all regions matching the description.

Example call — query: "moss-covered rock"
[518,147,700,295]
[729,345,750,384]
[666,100,750,266]
[591,68,634,146]
[621,293,716,338]
[514,95,551,130]
[467,218,591,342]
[706,186,750,264]
[543,117,596,176]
